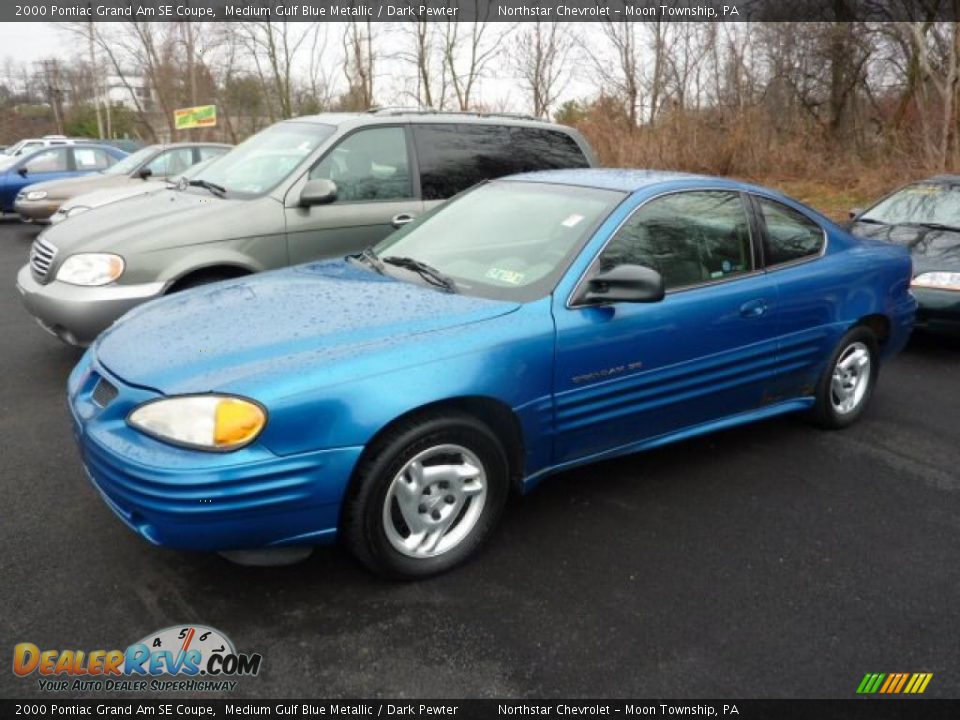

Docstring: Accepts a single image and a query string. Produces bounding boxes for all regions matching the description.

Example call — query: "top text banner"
[3,0,954,23]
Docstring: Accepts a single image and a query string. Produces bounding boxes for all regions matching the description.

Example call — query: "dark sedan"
[851,176,960,334]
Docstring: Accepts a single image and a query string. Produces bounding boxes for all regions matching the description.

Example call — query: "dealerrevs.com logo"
[13,625,262,692]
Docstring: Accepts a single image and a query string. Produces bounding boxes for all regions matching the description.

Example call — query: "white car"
[50,156,219,225]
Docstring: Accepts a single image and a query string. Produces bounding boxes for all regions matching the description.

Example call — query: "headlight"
[128,395,267,451]
[912,271,960,291]
[25,190,48,201]
[66,205,90,217]
[56,253,124,286]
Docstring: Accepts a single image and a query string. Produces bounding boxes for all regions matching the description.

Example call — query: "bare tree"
[394,17,447,109]
[441,5,508,111]
[340,20,376,110]
[238,22,313,120]
[510,22,573,119]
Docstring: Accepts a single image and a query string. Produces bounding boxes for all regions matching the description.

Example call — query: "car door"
[552,189,782,463]
[748,194,832,401]
[285,125,423,264]
[10,147,73,196]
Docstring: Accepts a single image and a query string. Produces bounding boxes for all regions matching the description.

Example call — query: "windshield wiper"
[188,179,227,198]
[904,221,960,233]
[348,246,385,275]
[383,256,457,293]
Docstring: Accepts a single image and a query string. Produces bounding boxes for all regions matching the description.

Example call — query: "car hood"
[20,173,128,198]
[62,181,168,210]
[852,221,960,274]
[38,188,242,254]
[95,260,520,395]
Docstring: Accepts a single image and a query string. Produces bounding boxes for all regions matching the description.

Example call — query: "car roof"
[504,168,738,193]
[285,110,573,131]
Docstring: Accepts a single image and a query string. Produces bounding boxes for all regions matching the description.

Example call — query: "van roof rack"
[366,107,544,122]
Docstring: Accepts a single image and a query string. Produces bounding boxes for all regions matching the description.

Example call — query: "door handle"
[391,213,416,228]
[739,299,768,318]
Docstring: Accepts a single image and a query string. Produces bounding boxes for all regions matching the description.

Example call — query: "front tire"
[809,326,879,429]
[342,411,510,579]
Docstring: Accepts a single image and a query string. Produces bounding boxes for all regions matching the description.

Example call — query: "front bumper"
[68,353,362,551]
[16,264,165,346]
[15,198,60,222]
[913,287,960,335]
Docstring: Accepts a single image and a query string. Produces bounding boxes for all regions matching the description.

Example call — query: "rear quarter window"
[756,197,825,266]
[413,123,588,200]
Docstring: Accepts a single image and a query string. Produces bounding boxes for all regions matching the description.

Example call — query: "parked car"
[66,170,916,578]
[50,156,221,225]
[17,111,594,346]
[2,135,86,159]
[0,144,127,216]
[15,142,231,222]
[850,176,960,334]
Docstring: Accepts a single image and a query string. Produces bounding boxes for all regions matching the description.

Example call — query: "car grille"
[92,377,119,408]
[30,237,57,281]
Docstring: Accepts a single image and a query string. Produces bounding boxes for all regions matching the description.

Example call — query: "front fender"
[253,300,557,477]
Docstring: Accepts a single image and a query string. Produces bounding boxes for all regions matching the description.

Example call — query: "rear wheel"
[809,326,879,429]
[343,411,509,579]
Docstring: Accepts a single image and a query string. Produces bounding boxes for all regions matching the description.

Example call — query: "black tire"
[342,411,510,579]
[808,326,880,429]
[169,271,244,293]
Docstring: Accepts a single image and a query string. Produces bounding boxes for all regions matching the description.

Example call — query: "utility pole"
[88,18,104,138]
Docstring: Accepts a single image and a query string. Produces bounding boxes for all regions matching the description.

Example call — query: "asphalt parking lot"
[1,217,959,700]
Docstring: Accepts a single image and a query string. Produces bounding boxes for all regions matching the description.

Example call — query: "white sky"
[0,21,599,114]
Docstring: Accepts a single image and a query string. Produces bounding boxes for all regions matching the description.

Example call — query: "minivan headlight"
[912,272,960,291]
[26,190,48,201]
[56,253,124,286]
[128,395,267,451]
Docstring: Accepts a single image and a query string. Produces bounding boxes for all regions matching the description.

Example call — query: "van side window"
[413,124,589,200]
[598,191,753,290]
[310,127,412,202]
[756,197,825,266]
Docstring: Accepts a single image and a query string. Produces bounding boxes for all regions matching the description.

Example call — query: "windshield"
[373,181,625,302]
[190,122,334,197]
[861,183,960,229]
[103,145,159,176]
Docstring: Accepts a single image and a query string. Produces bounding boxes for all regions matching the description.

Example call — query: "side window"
[73,147,112,171]
[413,124,590,201]
[757,197,824,266]
[310,127,411,202]
[199,146,228,161]
[23,148,68,173]
[146,148,195,177]
[414,124,513,200]
[508,128,589,171]
[598,191,753,290]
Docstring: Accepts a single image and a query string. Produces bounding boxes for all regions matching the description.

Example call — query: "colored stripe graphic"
[857,672,932,694]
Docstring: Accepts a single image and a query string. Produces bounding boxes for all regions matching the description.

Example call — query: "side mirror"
[138,167,153,180]
[299,178,337,207]
[575,264,665,305]
[17,167,27,177]
[849,207,863,220]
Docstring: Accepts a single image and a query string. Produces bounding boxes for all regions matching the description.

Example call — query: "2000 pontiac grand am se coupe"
[68,169,916,578]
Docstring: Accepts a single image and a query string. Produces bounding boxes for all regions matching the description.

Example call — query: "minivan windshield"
[103,145,159,176]
[190,122,335,197]
[372,180,624,302]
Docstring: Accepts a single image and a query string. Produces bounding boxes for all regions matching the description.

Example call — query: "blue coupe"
[67,170,916,577]
[0,143,127,214]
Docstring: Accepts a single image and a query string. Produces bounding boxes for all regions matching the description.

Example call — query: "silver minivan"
[17,111,596,346]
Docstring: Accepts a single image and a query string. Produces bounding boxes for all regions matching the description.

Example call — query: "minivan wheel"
[343,411,509,579]
[809,326,879,429]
